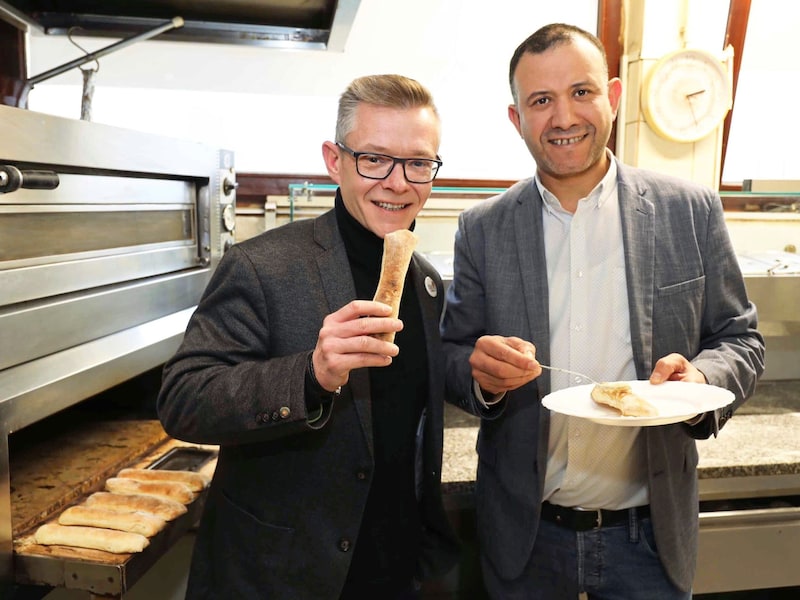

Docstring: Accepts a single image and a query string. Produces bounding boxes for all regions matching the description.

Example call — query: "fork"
[537,364,602,386]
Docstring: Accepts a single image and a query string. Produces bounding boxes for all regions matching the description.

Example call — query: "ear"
[507,103,523,137]
[321,141,342,184]
[607,77,623,120]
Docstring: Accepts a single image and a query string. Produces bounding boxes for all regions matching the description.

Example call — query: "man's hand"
[311,300,402,392]
[469,335,541,395]
[649,353,707,385]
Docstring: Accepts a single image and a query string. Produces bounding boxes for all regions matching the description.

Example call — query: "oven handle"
[0,164,60,194]
[699,505,800,527]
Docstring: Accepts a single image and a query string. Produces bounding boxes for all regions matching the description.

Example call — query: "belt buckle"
[594,509,602,528]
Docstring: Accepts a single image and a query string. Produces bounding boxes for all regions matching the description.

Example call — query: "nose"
[550,99,578,129]
[381,160,410,190]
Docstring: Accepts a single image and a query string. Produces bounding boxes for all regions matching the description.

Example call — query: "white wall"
[22,0,800,185]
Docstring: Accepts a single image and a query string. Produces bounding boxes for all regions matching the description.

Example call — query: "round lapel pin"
[424,276,438,298]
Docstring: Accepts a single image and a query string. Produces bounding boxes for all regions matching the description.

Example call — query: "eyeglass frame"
[335,142,443,184]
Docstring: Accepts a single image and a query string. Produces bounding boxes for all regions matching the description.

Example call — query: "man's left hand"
[649,353,707,384]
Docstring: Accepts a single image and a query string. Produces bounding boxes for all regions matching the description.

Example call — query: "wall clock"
[640,48,733,143]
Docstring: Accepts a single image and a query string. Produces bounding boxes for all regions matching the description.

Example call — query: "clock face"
[641,48,732,143]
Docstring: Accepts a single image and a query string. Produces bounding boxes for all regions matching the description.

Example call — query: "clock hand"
[687,101,699,126]
[685,89,705,126]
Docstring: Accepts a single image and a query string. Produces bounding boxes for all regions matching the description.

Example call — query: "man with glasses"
[158,74,458,599]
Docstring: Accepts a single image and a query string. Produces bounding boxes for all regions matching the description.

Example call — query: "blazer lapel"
[514,182,552,397]
[313,211,374,457]
[411,255,443,400]
[617,165,655,378]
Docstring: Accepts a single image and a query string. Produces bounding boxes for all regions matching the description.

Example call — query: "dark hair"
[508,23,609,103]
[335,74,439,143]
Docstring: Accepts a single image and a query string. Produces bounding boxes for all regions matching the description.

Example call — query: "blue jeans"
[481,514,691,600]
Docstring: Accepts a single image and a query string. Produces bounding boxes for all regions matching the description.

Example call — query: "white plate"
[541,381,734,427]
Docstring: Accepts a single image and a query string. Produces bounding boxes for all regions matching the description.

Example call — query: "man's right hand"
[311,300,402,392]
[469,335,542,395]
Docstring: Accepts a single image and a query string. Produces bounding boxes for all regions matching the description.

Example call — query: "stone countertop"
[441,381,800,494]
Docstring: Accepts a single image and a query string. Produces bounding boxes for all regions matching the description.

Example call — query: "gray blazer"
[158,209,458,599]
[440,159,765,592]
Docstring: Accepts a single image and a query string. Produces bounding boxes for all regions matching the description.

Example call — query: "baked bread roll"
[105,477,195,504]
[34,523,149,554]
[59,505,167,537]
[117,468,210,492]
[591,382,658,417]
[86,491,187,521]
[372,229,418,343]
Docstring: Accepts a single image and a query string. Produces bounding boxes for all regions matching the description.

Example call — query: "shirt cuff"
[305,352,338,420]
[684,412,706,426]
[473,379,506,408]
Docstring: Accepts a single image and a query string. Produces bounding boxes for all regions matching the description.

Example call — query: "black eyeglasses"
[336,142,442,184]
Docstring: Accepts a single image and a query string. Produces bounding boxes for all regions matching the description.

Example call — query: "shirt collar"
[535,150,618,214]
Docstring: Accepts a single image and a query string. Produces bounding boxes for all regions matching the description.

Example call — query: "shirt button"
[338,538,351,552]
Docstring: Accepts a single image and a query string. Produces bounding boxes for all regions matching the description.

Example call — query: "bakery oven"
[0,104,234,594]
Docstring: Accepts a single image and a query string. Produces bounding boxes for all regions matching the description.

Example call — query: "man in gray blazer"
[158,74,458,599]
[441,24,764,599]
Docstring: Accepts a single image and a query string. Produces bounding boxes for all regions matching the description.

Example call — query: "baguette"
[117,468,210,492]
[34,523,149,554]
[105,477,195,504]
[86,491,187,521]
[59,505,166,537]
[590,382,658,417]
[372,229,418,343]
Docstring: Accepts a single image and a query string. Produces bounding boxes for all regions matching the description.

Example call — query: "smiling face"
[322,102,441,239]
[508,36,622,199]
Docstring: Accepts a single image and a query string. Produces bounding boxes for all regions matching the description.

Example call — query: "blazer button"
[356,470,367,481]
[271,411,280,421]
[338,538,351,552]
[279,406,290,419]
[257,412,269,424]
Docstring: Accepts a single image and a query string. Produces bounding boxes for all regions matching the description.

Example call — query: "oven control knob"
[222,203,236,232]
[222,172,238,200]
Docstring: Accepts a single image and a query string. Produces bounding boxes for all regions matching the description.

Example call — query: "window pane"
[722,2,800,184]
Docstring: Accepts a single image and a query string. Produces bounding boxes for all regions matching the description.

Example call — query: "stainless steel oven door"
[696,500,800,594]
[1,174,200,305]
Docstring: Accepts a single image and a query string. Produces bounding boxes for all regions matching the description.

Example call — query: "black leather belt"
[541,501,650,531]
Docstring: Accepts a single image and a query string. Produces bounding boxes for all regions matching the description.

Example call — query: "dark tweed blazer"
[158,209,458,599]
[440,159,765,593]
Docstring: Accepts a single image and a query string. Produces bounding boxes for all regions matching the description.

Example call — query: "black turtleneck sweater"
[333,194,428,595]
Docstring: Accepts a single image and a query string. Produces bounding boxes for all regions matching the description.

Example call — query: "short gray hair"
[335,74,439,143]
